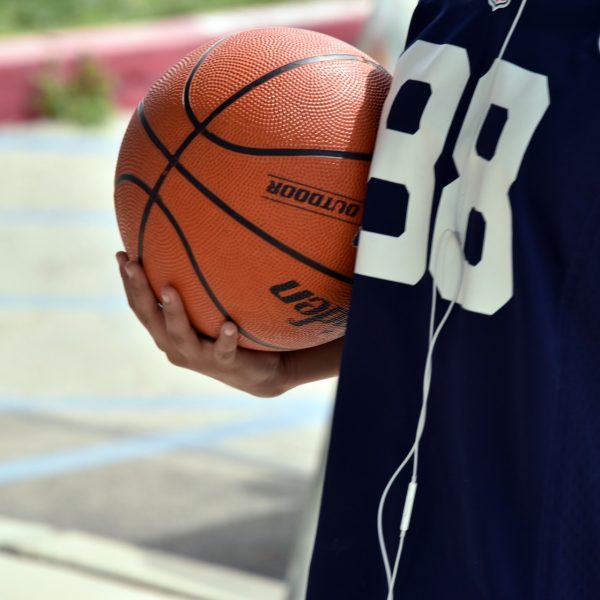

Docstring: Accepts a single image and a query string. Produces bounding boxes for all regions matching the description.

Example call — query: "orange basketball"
[114,27,391,351]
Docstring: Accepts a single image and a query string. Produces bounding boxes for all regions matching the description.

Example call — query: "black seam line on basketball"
[116,172,156,264]
[174,160,354,286]
[267,174,364,204]
[134,103,168,263]
[136,102,200,264]
[155,54,373,175]
[261,196,361,226]
[135,55,361,286]
[152,197,289,351]
[135,104,354,285]
[137,102,171,159]
[202,128,372,161]
[139,53,376,193]
[137,101,197,182]
[117,173,289,351]
[117,173,153,194]
[137,53,375,240]
[183,36,231,129]
[186,53,372,134]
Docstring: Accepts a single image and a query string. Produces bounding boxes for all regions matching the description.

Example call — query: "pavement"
[0,114,338,598]
[0,516,287,599]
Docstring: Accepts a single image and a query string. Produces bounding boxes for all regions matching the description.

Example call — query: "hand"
[116,251,289,397]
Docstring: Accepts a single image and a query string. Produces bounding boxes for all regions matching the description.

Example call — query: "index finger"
[116,252,170,350]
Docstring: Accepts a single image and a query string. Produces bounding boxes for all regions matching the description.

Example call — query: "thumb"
[213,322,239,367]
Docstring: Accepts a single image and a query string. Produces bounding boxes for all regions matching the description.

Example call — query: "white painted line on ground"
[0,131,121,154]
[0,392,330,412]
[0,517,287,600]
[0,294,126,311]
[0,208,116,226]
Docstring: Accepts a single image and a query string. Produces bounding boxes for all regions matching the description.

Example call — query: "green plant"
[0,0,291,37]
[33,57,114,125]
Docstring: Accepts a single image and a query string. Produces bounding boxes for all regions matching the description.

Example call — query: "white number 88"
[355,40,550,315]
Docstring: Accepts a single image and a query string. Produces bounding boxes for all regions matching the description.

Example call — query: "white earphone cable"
[377,229,464,599]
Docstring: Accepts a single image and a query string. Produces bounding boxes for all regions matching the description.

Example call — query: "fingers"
[116,251,242,376]
[161,286,203,361]
[116,252,169,350]
[213,322,239,367]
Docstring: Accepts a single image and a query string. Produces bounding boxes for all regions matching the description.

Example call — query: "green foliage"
[0,0,293,36]
[33,57,113,126]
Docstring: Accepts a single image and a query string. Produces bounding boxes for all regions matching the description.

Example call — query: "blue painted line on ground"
[195,444,318,476]
[0,402,332,486]
[0,132,121,155]
[0,393,330,413]
[0,209,116,227]
[0,294,127,312]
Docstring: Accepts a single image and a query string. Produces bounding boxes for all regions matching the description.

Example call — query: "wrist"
[249,352,295,397]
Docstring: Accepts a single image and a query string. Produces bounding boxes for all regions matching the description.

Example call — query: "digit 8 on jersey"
[355,40,550,316]
[432,58,549,314]
[355,41,469,286]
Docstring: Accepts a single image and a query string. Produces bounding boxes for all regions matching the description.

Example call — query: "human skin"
[116,251,344,397]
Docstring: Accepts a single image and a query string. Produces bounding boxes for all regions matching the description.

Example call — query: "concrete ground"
[0,115,337,596]
[0,515,290,599]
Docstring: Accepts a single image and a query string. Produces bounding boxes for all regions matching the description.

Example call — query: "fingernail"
[223,323,235,336]
[161,290,171,305]
[125,262,135,279]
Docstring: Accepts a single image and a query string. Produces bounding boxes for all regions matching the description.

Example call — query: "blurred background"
[0,0,408,598]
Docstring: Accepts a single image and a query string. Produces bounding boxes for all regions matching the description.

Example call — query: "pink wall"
[0,3,368,122]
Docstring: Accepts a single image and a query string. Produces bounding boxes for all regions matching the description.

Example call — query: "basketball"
[114,27,391,351]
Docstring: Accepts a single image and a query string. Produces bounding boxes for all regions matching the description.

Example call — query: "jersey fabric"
[306,1,600,599]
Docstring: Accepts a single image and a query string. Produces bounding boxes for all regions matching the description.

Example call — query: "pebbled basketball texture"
[115,27,391,351]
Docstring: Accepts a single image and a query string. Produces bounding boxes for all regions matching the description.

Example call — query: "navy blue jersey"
[307,1,600,599]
